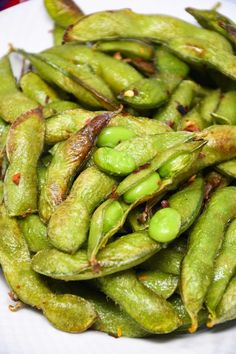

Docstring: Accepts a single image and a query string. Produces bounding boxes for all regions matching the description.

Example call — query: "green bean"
[97,271,181,333]
[44,44,143,94]
[32,232,160,280]
[216,159,236,179]
[181,187,236,333]
[155,46,189,92]
[17,50,118,110]
[97,126,136,148]
[48,166,116,253]
[170,295,207,332]
[149,208,181,243]
[52,25,65,45]
[42,100,79,119]
[4,108,45,216]
[39,111,117,222]
[94,40,154,60]
[138,270,178,299]
[208,275,236,327]
[0,204,97,332]
[143,238,187,275]
[19,215,51,253]
[212,91,236,125]
[20,71,60,105]
[44,0,84,28]
[123,172,161,204]
[0,56,38,123]
[206,219,236,319]
[119,77,169,109]
[64,9,236,79]
[154,80,199,129]
[186,7,236,47]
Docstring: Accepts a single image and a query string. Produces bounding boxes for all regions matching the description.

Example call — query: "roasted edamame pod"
[0,204,97,332]
[44,0,84,28]
[32,232,160,280]
[206,219,236,319]
[216,159,236,179]
[4,108,45,216]
[181,187,236,333]
[39,110,118,222]
[97,271,181,333]
[212,91,236,125]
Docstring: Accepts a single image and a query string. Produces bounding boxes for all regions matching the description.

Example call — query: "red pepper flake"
[12,173,21,185]
[91,260,101,274]
[183,122,200,132]
[198,152,205,159]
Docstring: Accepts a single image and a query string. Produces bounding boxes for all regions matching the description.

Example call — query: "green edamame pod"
[138,270,178,299]
[199,89,221,124]
[178,105,209,132]
[32,232,160,280]
[97,271,181,333]
[119,78,169,109]
[208,275,236,327]
[94,40,154,60]
[186,7,236,47]
[0,180,3,203]
[97,126,136,148]
[39,111,117,222]
[17,50,118,110]
[43,100,79,119]
[181,187,236,333]
[212,91,236,125]
[52,25,65,45]
[127,206,151,232]
[0,205,96,332]
[48,166,116,253]
[0,119,9,178]
[170,295,207,332]
[44,0,84,28]
[216,159,236,179]
[4,108,45,216]
[19,215,51,253]
[206,219,236,319]
[20,72,60,105]
[154,80,198,129]
[143,238,187,275]
[64,9,236,79]
[44,44,143,95]
[155,47,189,92]
[0,56,38,123]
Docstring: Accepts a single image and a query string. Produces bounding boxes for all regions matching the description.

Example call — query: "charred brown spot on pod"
[132,163,150,174]
[183,121,200,132]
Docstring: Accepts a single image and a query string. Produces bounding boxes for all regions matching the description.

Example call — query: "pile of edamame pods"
[1,0,236,337]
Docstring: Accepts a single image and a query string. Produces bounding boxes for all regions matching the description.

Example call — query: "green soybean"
[149,208,181,243]
[102,200,124,234]
[97,126,136,148]
[123,172,161,204]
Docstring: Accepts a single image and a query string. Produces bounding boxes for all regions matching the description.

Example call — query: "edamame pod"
[48,166,116,253]
[42,100,79,119]
[17,50,118,110]
[20,71,60,105]
[199,89,221,124]
[32,232,160,280]
[4,108,45,216]
[0,56,38,123]
[154,80,198,129]
[206,219,236,319]
[52,25,65,45]
[0,205,97,332]
[97,271,181,333]
[19,214,51,253]
[39,111,117,222]
[94,40,154,60]
[138,270,178,299]
[181,187,236,333]
[216,159,236,179]
[178,105,209,132]
[44,0,84,27]
[208,275,236,327]
[212,91,236,125]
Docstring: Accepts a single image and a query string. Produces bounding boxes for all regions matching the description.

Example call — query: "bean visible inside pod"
[97,126,136,148]
[149,208,181,243]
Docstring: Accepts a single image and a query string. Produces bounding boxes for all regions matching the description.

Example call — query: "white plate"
[0,1,236,354]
